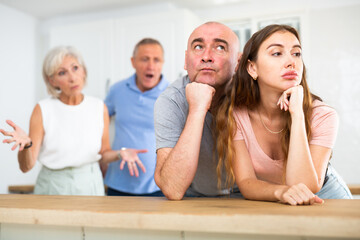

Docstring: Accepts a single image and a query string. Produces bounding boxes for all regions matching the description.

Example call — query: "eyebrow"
[266,43,302,49]
[214,38,229,47]
[191,38,204,46]
[191,38,229,47]
[57,63,77,71]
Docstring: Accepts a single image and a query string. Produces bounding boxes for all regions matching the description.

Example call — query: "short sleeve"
[233,109,245,141]
[154,93,187,150]
[310,105,339,149]
[104,86,115,116]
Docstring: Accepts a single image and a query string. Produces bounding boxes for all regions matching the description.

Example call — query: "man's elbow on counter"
[162,189,185,201]
[155,175,185,200]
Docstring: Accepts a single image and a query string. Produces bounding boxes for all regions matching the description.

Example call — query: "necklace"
[257,111,284,134]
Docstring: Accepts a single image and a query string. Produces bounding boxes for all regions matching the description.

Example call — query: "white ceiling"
[0,0,248,20]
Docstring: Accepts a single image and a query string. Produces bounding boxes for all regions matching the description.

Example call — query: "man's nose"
[201,48,214,63]
[147,60,155,69]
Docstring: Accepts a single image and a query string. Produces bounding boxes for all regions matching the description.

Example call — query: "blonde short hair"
[42,46,87,97]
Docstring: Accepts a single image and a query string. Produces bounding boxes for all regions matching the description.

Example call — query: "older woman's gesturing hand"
[0,120,32,151]
[118,148,148,177]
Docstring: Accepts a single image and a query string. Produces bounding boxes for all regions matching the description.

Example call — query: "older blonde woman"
[0,46,110,195]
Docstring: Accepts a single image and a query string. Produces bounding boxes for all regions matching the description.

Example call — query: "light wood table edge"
[1,207,359,238]
[8,184,360,195]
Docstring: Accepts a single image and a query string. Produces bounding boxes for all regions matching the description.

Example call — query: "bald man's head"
[187,22,239,53]
[185,22,240,87]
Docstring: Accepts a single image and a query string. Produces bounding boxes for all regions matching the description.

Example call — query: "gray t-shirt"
[154,75,234,197]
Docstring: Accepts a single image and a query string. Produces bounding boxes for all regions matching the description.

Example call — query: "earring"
[252,76,258,81]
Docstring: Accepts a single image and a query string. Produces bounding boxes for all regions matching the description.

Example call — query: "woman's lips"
[282,71,298,79]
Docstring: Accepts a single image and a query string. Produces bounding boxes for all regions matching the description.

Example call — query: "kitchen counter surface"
[0,194,359,239]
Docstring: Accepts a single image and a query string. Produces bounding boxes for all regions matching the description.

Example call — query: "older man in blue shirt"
[102,38,168,196]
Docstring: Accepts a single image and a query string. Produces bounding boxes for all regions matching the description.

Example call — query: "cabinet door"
[49,20,114,99]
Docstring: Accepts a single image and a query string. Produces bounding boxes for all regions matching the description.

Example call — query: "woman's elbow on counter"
[310,183,322,194]
[299,181,323,194]
[286,181,322,195]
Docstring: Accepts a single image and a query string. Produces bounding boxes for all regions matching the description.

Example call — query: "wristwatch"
[117,147,127,160]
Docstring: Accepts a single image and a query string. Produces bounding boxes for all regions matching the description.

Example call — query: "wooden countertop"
[1,195,360,238]
[8,184,360,194]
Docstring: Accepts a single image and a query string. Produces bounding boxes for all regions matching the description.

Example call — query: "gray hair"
[132,38,164,57]
[42,46,87,97]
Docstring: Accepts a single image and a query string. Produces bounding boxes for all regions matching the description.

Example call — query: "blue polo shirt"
[104,74,169,194]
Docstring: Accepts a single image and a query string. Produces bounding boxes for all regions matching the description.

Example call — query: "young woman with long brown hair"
[215,24,352,205]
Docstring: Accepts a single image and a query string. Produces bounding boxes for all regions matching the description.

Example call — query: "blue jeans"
[107,187,164,197]
[316,163,353,199]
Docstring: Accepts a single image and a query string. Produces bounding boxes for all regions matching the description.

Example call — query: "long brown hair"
[215,24,321,188]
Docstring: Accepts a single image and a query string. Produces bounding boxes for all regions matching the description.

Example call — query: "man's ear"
[247,60,258,80]
[131,57,135,69]
[184,50,187,71]
[235,52,243,72]
[238,52,242,62]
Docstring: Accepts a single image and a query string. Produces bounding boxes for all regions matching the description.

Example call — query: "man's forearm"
[157,111,207,200]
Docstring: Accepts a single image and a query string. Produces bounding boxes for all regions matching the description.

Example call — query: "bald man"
[154,22,241,200]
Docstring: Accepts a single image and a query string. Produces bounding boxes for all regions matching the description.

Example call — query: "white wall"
[0,4,41,193]
[307,5,360,184]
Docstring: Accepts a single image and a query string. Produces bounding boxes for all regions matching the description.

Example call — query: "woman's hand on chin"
[277,85,304,115]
